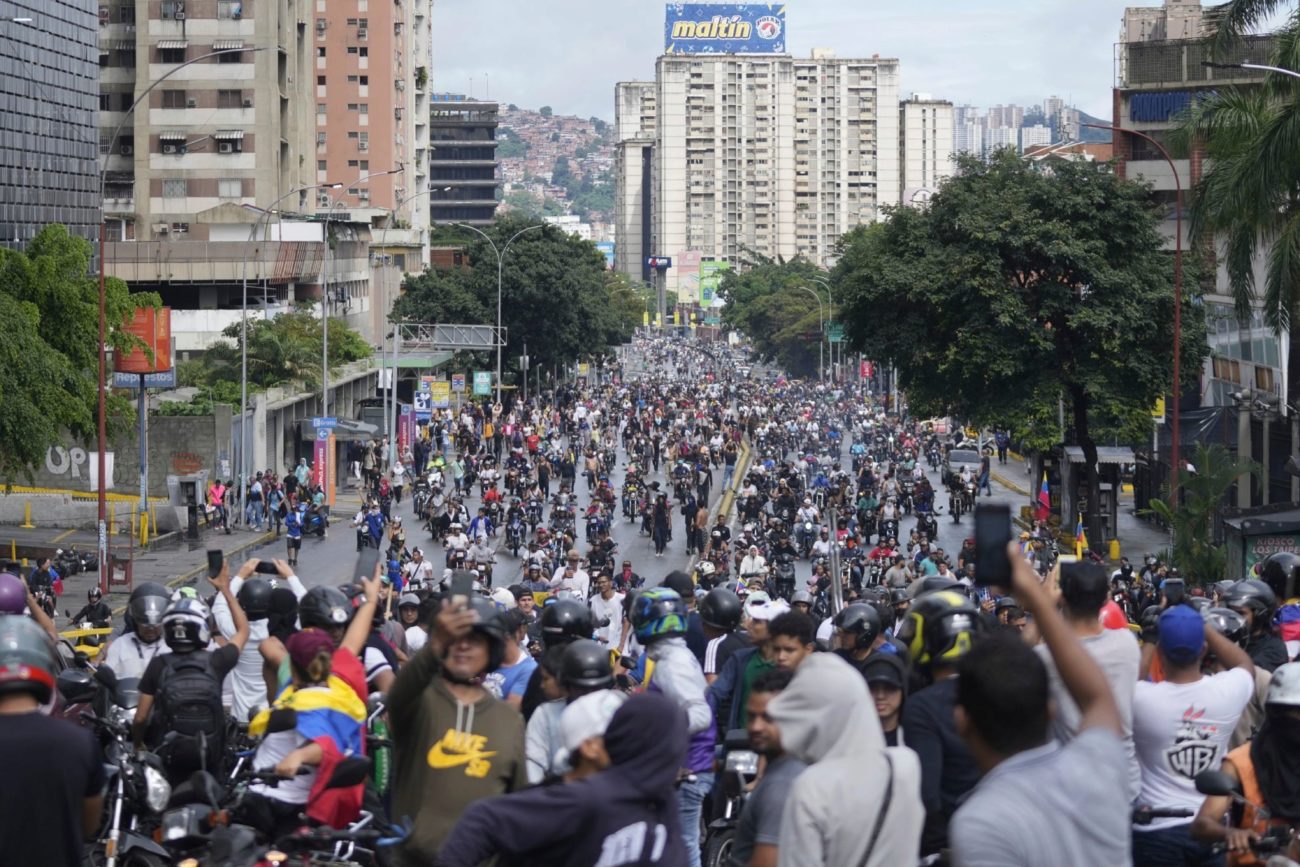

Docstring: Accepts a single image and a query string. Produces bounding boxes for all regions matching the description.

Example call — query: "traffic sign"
[825,323,845,343]
[473,371,492,396]
[312,416,337,429]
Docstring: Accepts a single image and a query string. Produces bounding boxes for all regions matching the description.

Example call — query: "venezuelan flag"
[1035,475,1051,522]
[1074,516,1088,558]
[1278,601,1300,653]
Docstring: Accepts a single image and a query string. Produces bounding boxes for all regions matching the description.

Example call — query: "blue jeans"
[1132,825,1224,867]
[977,473,992,495]
[678,771,714,867]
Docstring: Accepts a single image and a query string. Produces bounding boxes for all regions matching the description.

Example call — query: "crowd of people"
[1,336,1299,867]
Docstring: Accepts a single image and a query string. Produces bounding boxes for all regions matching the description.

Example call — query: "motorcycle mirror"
[1194,770,1238,798]
[56,668,97,704]
[265,707,298,734]
[93,664,119,690]
[73,650,90,668]
[324,756,372,790]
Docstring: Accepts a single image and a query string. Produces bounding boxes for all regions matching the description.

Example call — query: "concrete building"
[953,120,985,158]
[985,126,1018,153]
[615,49,901,291]
[1115,0,1278,409]
[900,94,954,195]
[1019,124,1052,152]
[428,94,500,226]
[1,3,99,249]
[543,214,593,241]
[987,104,1024,130]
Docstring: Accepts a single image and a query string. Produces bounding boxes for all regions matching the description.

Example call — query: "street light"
[451,222,544,403]
[1202,59,1300,80]
[95,45,269,588]
[811,275,835,382]
[1084,121,1184,495]
[796,285,825,381]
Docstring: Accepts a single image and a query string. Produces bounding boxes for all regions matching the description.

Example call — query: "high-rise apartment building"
[427,94,500,226]
[985,126,1017,153]
[953,120,985,158]
[987,104,1024,130]
[0,3,99,249]
[900,95,954,197]
[1019,124,1052,151]
[615,48,901,292]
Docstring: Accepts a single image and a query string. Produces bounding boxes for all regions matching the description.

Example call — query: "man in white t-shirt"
[212,560,308,722]
[1132,605,1255,865]
[402,547,435,590]
[588,572,625,650]
[551,550,590,601]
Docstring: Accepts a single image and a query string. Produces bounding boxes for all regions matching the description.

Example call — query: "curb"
[992,471,1029,497]
[108,529,279,617]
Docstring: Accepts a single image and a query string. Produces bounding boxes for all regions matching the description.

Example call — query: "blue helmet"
[631,587,688,643]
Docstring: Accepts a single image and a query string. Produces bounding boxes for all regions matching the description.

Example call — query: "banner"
[451,373,466,393]
[430,380,451,408]
[677,250,703,303]
[414,376,434,421]
[312,429,328,491]
[397,404,414,459]
[699,260,731,307]
[665,3,786,54]
[473,371,492,396]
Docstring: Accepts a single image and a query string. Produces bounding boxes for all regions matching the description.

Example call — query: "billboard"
[596,241,615,269]
[665,4,786,54]
[699,260,731,307]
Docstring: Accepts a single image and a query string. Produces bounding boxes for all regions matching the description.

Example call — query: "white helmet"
[697,561,716,577]
[1267,662,1300,707]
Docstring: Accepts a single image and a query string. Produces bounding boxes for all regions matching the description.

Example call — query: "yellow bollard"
[149,504,157,536]
[1109,538,1121,562]
[20,502,33,529]
[140,512,149,547]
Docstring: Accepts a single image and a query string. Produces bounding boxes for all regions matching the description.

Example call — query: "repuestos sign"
[665,4,786,54]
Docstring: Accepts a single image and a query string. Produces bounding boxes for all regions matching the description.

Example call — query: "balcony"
[103,240,326,284]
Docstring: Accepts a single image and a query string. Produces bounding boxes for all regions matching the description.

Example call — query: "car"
[942,447,982,487]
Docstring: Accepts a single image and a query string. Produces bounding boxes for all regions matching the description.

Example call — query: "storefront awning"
[1224,508,1300,535]
[214,129,245,141]
[212,40,244,50]
[156,40,188,49]
[1063,446,1136,465]
[158,131,188,142]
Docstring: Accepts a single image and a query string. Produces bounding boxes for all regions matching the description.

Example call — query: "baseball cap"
[397,593,421,608]
[862,653,907,692]
[1158,605,1206,664]
[554,690,627,770]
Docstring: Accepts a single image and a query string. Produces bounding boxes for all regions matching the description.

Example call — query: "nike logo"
[427,729,497,779]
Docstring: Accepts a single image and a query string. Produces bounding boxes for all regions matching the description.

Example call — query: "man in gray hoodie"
[767,653,924,867]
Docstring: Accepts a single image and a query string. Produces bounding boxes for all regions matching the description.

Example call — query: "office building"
[428,94,500,226]
[900,95,954,196]
[0,3,100,248]
[615,48,901,291]
[1019,124,1052,152]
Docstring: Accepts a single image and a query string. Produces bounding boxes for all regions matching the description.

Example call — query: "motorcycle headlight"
[725,749,760,775]
[143,764,172,813]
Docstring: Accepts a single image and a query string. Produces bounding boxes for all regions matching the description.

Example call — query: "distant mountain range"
[1077,110,1114,143]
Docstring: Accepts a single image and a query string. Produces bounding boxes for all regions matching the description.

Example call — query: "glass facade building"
[0,0,101,248]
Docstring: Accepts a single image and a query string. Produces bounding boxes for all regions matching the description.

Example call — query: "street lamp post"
[451,222,543,403]
[1202,59,1300,81]
[811,275,835,382]
[797,285,825,381]
[96,45,268,587]
[1084,121,1184,495]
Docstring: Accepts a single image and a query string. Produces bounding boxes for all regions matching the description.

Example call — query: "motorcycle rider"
[69,586,112,627]
[729,667,802,867]
[102,581,172,679]
[1224,579,1290,672]
[0,616,106,867]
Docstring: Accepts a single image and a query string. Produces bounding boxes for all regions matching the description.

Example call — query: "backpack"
[155,652,225,763]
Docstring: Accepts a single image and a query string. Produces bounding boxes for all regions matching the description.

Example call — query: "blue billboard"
[664,4,786,54]
[596,241,615,269]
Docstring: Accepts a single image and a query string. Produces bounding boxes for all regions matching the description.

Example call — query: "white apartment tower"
[615,49,900,292]
[900,95,954,197]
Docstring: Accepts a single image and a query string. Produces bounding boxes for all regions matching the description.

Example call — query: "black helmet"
[540,598,594,648]
[699,587,742,631]
[466,596,508,673]
[559,638,613,689]
[128,581,170,629]
[236,577,275,620]
[907,575,962,599]
[833,603,882,650]
[162,597,212,652]
[88,586,102,603]
[299,585,353,630]
[0,615,57,703]
[895,590,984,667]
[1204,607,1249,648]
[1257,553,1300,603]
[1223,579,1278,627]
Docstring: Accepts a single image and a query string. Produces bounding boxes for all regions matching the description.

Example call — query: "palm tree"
[1183,3,1300,398]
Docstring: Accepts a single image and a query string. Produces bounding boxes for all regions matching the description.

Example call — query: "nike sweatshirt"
[388,642,528,867]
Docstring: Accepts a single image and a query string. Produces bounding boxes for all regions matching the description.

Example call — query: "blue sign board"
[312,416,337,430]
[112,369,177,389]
[664,4,786,54]
[596,241,615,269]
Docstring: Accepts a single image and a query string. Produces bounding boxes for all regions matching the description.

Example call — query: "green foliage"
[502,189,566,218]
[0,225,158,482]
[716,257,829,378]
[539,105,553,117]
[551,157,574,190]
[393,216,638,378]
[835,152,1209,543]
[498,127,528,160]
[157,311,371,416]
[1147,443,1258,584]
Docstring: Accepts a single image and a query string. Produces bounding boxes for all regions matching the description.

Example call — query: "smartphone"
[1162,578,1186,607]
[356,546,381,583]
[448,569,475,610]
[206,549,224,579]
[254,561,279,575]
[973,504,1012,587]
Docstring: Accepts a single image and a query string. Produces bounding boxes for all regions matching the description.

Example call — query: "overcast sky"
[431,0,1178,120]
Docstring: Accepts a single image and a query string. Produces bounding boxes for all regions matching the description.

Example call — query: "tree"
[551,156,575,191]
[1148,443,1259,584]
[717,256,829,378]
[539,105,552,117]
[1180,6,1300,405]
[393,217,639,380]
[0,225,159,482]
[836,152,1208,546]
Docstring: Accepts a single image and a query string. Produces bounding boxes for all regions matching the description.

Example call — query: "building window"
[347,75,358,83]
[161,90,187,108]
[317,132,327,145]
[346,17,357,25]
[317,103,327,115]
[317,75,326,85]
[217,0,242,19]
[347,131,359,139]
[99,93,111,111]
[359,160,368,170]
[358,18,368,28]
[347,47,358,55]
[347,103,358,112]
[218,179,242,198]
[317,159,327,171]
[317,47,326,58]
[159,46,185,63]
[163,179,187,198]
[359,75,368,86]
[358,104,367,115]
[160,1,182,18]
[218,48,243,64]
[359,47,368,58]
[347,159,358,167]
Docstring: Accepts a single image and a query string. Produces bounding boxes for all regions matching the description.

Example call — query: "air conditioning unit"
[218,142,234,153]
[120,144,133,155]
[162,143,178,154]
[358,142,368,151]
[242,98,253,107]
[174,11,185,19]
[395,79,404,91]
[186,98,196,108]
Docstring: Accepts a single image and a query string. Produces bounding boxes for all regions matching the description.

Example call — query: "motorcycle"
[798,521,815,559]
[505,516,526,558]
[771,553,797,602]
[702,729,760,867]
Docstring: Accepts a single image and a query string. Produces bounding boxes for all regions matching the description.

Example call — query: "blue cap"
[1158,605,1205,664]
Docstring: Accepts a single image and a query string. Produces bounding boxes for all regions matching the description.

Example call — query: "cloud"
[430,0,1178,119]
